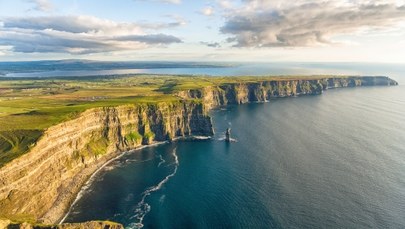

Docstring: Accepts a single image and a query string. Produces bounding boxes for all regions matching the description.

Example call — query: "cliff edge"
[177,76,398,109]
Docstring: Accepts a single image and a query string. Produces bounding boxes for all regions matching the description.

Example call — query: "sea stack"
[225,128,231,142]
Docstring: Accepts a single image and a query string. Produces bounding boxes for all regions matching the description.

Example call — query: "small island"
[0,74,398,227]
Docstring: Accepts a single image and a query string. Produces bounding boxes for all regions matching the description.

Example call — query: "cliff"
[0,101,213,224]
[177,76,398,109]
[0,76,397,226]
[0,219,123,229]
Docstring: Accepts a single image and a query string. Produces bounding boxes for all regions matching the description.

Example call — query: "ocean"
[50,62,405,228]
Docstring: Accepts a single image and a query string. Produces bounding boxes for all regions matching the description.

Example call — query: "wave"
[190,136,212,140]
[157,154,166,167]
[128,147,179,229]
[217,137,238,142]
[57,151,129,224]
[59,136,204,225]
[58,141,171,224]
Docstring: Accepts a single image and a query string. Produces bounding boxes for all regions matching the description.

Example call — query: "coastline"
[58,79,399,224]
[57,136,211,224]
[0,75,398,225]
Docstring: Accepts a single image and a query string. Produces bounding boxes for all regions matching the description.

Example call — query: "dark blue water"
[64,81,405,228]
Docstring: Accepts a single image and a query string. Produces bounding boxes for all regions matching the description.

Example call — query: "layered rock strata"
[0,219,123,229]
[0,102,213,223]
[177,76,398,109]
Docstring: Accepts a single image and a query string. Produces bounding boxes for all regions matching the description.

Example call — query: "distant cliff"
[0,76,397,226]
[177,76,398,109]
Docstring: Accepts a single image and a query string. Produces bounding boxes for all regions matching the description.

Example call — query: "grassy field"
[0,74,343,167]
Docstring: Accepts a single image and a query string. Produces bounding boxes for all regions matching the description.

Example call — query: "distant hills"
[0,60,234,75]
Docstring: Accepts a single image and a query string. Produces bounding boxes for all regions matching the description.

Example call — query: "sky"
[0,0,405,62]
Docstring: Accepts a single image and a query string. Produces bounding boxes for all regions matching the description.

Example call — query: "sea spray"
[129,148,179,229]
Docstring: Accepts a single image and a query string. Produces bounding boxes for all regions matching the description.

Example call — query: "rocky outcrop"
[177,76,398,109]
[0,101,213,224]
[0,76,397,227]
[0,219,123,229]
[225,128,231,142]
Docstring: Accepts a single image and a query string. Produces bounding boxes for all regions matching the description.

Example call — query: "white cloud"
[163,0,181,3]
[134,0,181,4]
[27,0,53,12]
[165,14,187,26]
[0,15,182,54]
[200,6,215,16]
[200,41,221,47]
[217,0,233,9]
[221,0,405,47]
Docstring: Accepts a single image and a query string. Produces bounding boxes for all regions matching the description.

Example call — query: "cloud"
[160,0,181,3]
[200,41,221,48]
[200,6,215,16]
[117,34,182,44]
[220,0,405,47]
[134,0,181,4]
[143,15,187,29]
[217,0,233,9]
[0,15,182,54]
[27,0,53,12]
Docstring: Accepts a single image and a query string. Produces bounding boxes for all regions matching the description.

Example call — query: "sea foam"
[128,148,179,229]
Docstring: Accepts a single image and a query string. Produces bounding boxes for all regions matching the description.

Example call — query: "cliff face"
[177,76,398,109]
[0,76,397,226]
[0,219,124,229]
[0,101,213,223]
